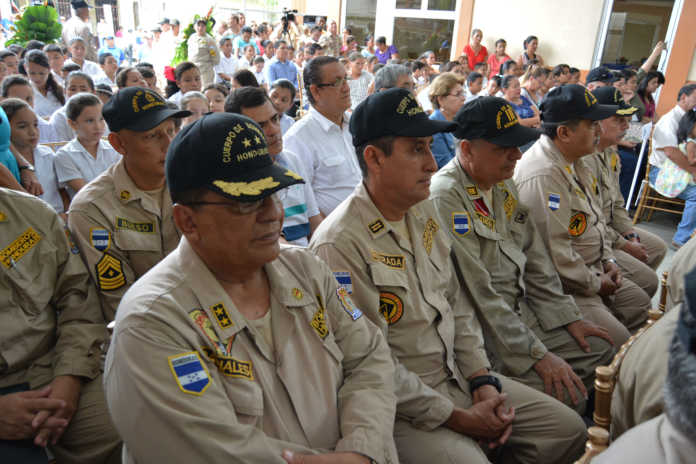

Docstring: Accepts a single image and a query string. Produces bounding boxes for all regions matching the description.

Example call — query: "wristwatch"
[603,257,618,266]
[469,375,502,395]
[18,164,35,172]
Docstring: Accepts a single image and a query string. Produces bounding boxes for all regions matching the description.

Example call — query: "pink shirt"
[487,53,510,78]
[464,44,488,67]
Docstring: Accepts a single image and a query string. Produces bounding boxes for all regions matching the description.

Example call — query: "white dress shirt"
[214,53,239,83]
[283,107,362,216]
[33,144,64,213]
[65,58,103,80]
[33,86,62,119]
[55,138,121,198]
[49,106,74,142]
[650,105,687,168]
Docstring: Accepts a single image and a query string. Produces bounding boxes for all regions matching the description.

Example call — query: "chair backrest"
[41,141,69,152]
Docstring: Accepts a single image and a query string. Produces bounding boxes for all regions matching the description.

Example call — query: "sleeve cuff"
[410,395,455,431]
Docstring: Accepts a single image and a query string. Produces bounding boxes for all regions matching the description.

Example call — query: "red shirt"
[463,44,488,67]
[487,53,511,78]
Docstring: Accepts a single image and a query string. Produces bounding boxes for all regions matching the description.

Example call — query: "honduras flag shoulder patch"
[90,228,110,252]
[548,193,561,211]
[333,271,353,294]
[168,352,211,396]
[452,212,470,236]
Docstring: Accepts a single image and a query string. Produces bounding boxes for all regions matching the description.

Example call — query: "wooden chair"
[631,133,685,224]
[574,272,669,463]
[41,141,69,152]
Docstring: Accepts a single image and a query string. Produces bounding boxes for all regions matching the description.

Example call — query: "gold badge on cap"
[496,104,519,130]
[584,89,598,107]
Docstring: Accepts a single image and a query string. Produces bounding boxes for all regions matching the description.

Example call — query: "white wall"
[470,0,605,69]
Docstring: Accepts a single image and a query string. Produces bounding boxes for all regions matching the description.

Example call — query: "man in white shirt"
[648,84,696,247]
[284,56,361,216]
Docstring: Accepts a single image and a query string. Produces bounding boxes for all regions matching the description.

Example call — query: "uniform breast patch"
[476,212,496,231]
[569,212,588,237]
[168,352,211,395]
[201,347,254,380]
[90,228,111,252]
[548,193,560,211]
[189,309,233,356]
[116,217,155,233]
[95,253,126,290]
[452,212,470,236]
[371,250,405,270]
[379,292,403,325]
[311,298,329,339]
[422,218,439,255]
[1,227,41,268]
[337,287,363,320]
[211,302,234,329]
[502,189,517,219]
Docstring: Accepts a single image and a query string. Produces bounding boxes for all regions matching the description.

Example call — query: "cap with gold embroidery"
[350,88,457,147]
[591,86,638,116]
[453,96,541,147]
[102,86,191,133]
[166,113,304,202]
[540,84,618,124]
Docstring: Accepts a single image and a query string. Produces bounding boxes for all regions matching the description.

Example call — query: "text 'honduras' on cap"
[166,112,304,202]
[540,84,619,124]
[453,96,541,147]
[349,88,457,148]
[102,87,190,133]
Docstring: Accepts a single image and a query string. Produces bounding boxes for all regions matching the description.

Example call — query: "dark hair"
[542,119,581,140]
[376,36,387,45]
[440,61,459,73]
[23,40,45,57]
[0,97,31,120]
[43,43,64,55]
[348,51,362,62]
[500,60,517,75]
[0,49,17,62]
[136,62,154,70]
[677,110,696,144]
[219,36,233,47]
[678,84,696,101]
[304,56,339,105]
[411,60,427,72]
[355,136,394,178]
[523,35,538,49]
[24,49,65,105]
[570,67,580,75]
[270,78,296,100]
[166,61,198,97]
[467,72,483,85]
[495,39,506,47]
[253,56,265,65]
[116,67,141,89]
[621,68,637,81]
[307,43,323,57]
[65,71,95,91]
[489,74,502,88]
[61,62,81,74]
[274,39,287,49]
[224,86,269,114]
[241,26,252,34]
[7,44,23,57]
[95,83,113,98]
[637,70,663,101]
[68,37,86,47]
[473,62,486,71]
[136,66,155,80]
[1,74,31,97]
[311,25,322,33]
[232,69,259,87]
[66,92,101,121]
[203,83,229,98]
[501,74,518,89]
[98,52,115,65]
[552,64,569,77]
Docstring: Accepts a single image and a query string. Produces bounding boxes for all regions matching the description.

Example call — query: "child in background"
[43,43,66,86]
[166,61,202,106]
[203,83,228,113]
[1,74,59,142]
[269,79,296,135]
[0,49,19,74]
[252,56,268,90]
[180,91,209,127]
[24,49,65,118]
[95,84,113,105]
[49,71,96,142]
[0,61,7,84]
[239,44,255,69]
[55,93,120,197]
[65,37,101,79]
[60,62,80,82]
[115,67,146,89]
[1,98,68,215]
[136,65,160,94]
[95,52,119,88]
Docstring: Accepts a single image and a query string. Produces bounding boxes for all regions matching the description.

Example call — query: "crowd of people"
[2,0,696,463]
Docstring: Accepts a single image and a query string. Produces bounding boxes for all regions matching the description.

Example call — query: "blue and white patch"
[548,193,560,211]
[90,228,110,252]
[168,352,211,396]
[452,212,470,236]
[334,271,353,294]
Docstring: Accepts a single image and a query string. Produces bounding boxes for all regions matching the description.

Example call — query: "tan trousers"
[394,374,586,464]
[573,276,650,346]
[47,374,122,464]
[614,229,668,298]
[502,320,615,414]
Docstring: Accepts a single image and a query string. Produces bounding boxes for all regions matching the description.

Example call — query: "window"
[428,0,456,11]
[393,17,454,61]
[345,0,378,46]
[396,0,421,9]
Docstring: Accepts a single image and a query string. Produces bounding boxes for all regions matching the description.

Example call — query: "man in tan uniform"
[188,18,220,87]
[588,86,667,297]
[0,188,121,463]
[105,112,398,464]
[430,96,614,414]
[310,89,585,464]
[514,85,651,346]
[68,87,190,321]
[596,270,696,463]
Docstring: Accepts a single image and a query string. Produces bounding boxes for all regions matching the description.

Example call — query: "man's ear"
[556,124,572,144]
[108,132,127,156]
[173,204,200,243]
[362,144,383,177]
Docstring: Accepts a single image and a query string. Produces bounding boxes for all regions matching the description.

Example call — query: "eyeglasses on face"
[181,190,288,215]
[316,76,349,88]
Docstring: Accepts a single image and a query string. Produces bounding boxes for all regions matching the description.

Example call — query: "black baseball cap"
[350,88,456,147]
[591,86,638,116]
[102,87,190,133]
[171,19,180,26]
[158,18,170,25]
[540,84,619,124]
[166,113,304,202]
[453,97,541,147]
[586,66,615,85]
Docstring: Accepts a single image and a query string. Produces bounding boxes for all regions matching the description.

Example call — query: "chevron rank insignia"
[95,253,125,291]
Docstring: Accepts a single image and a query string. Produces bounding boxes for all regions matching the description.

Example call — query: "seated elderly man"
[310,88,585,464]
[596,268,696,462]
[0,188,121,463]
[104,112,398,464]
[373,64,414,93]
[588,87,667,298]
[514,85,651,346]
[649,84,696,249]
[430,97,614,414]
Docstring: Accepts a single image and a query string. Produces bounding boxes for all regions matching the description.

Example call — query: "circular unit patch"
[379,292,403,325]
[568,212,588,237]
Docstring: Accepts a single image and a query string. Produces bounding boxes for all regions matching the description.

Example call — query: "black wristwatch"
[18,164,35,172]
[469,375,502,395]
